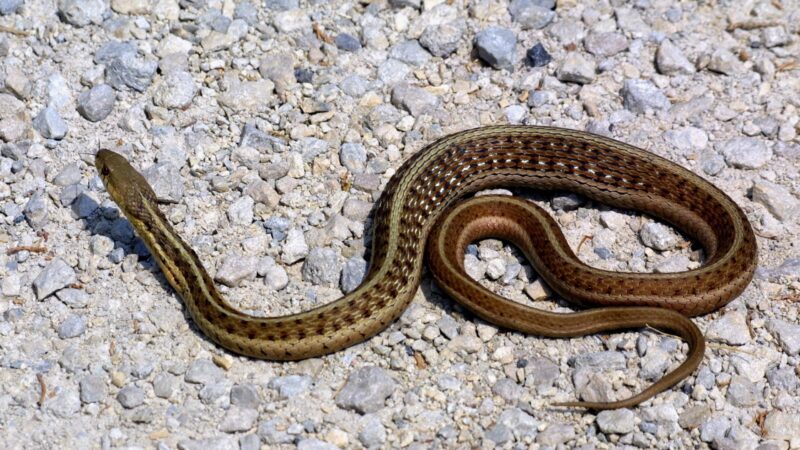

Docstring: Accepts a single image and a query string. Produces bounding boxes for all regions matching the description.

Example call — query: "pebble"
[751,179,799,221]
[217,80,275,112]
[270,374,312,399]
[335,366,396,414]
[556,53,596,84]
[664,126,708,151]
[227,196,254,225]
[220,407,259,433]
[58,314,86,339]
[508,0,555,30]
[389,40,431,66]
[474,27,517,70]
[57,0,107,26]
[596,409,635,434]
[706,310,751,345]
[215,255,258,287]
[419,20,464,57]
[487,408,538,443]
[536,423,575,446]
[708,49,743,75]
[24,192,48,229]
[185,359,225,385]
[302,247,340,286]
[152,70,197,109]
[335,33,361,52]
[341,256,367,293]
[79,375,107,404]
[763,411,800,440]
[767,319,800,355]
[33,258,77,300]
[720,137,772,169]
[656,40,695,75]
[584,32,628,57]
[526,42,551,67]
[358,415,387,448]
[153,373,179,399]
[391,84,439,117]
[639,222,677,251]
[116,384,145,409]
[726,375,759,407]
[33,106,68,140]
[77,84,115,122]
[621,79,671,114]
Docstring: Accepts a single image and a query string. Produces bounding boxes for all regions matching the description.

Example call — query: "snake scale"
[95,126,757,409]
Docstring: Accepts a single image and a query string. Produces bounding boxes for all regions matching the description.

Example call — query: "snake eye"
[101,166,111,176]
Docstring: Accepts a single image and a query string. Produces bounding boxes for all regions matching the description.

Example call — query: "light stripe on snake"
[95,125,757,410]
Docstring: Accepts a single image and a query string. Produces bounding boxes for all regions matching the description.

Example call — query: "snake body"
[95,126,757,409]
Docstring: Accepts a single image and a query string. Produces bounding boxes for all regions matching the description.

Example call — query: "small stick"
[36,374,47,407]
[6,245,47,255]
[576,235,593,253]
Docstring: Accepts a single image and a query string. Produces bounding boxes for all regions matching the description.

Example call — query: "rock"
[536,424,575,446]
[77,84,115,121]
[302,247,340,286]
[762,411,800,440]
[358,415,386,448]
[340,143,367,173]
[762,26,790,48]
[720,137,771,169]
[526,42,551,67]
[142,162,183,203]
[335,33,361,52]
[706,311,751,345]
[33,258,77,300]
[116,385,145,409]
[556,53,596,84]
[152,71,196,110]
[389,40,431,66]
[391,84,439,116]
[57,0,107,26]
[491,378,523,402]
[639,222,677,251]
[419,20,464,57]
[153,373,179,399]
[700,152,726,175]
[24,192,48,229]
[274,9,310,34]
[105,51,157,92]
[767,319,800,355]
[281,228,309,264]
[621,79,670,114]
[708,49,742,75]
[335,366,396,414]
[218,80,274,112]
[215,254,258,287]
[185,359,225,385]
[341,256,367,293]
[220,407,259,433]
[596,409,635,434]
[474,27,517,70]
[58,314,86,339]
[751,180,799,221]
[230,384,261,409]
[79,374,107,403]
[584,32,628,57]
[0,0,22,15]
[509,0,555,30]
[33,107,68,140]
[656,40,695,75]
[269,375,312,399]
[664,126,708,151]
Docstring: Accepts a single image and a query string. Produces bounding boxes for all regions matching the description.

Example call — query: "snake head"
[95,149,161,217]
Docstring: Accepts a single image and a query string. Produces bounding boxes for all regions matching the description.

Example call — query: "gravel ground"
[2,0,800,449]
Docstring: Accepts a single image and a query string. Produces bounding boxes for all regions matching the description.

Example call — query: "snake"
[95,125,757,410]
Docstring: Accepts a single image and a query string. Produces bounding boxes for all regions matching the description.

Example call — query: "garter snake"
[95,126,757,409]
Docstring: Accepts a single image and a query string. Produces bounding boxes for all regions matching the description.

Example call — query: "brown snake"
[95,125,757,409]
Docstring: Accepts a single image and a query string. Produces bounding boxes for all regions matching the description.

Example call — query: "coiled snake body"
[96,126,757,409]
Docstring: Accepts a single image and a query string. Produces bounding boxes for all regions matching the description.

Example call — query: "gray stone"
[377,59,410,85]
[639,222,677,251]
[0,0,22,15]
[708,49,742,75]
[264,0,297,10]
[233,2,258,25]
[230,384,260,409]
[57,0,107,26]
[751,180,798,221]
[706,311,751,346]
[358,414,386,448]
[509,0,555,30]
[54,163,82,186]
[720,137,771,169]
[584,32,628,57]
[494,408,538,441]
[335,366,396,414]
[273,9,310,34]
[767,319,800,355]
[573,351,626,370]
[80,374,107,403]
[217,80,274,112]
[340,143,367,173]
[615,7,649,35]
[142,162,183,203]
[339,75,368,97]
[177,436,238,450]
[24,192,48,229]
[153,373,179,399]
[215,254,258,287]
[389,40,431,66]
[227,196,254,225]
[116,384,145,409]
[762,26,790,48]
[105,52,157,92]
[55,288,90,308]
[656,40,695,75]
[536,423,576,446]
[341,256,367,293]
[58,314,86,339]
[153,71,196,110]
[597,409,635,434]
[726,376,759,407]
[240,124,286,152]
[335,33,361,52]
[185,359,225,385]
[33,258,77,300]
[700,152,726,175]
[391,84,439,117]
[419,21,464,57]
[33,107,68,140]
[557,53,596,84]
[762,411,800,440]
[664,126,708,151]
[269,374,312,399]
[474,27,517,70]
[654,255,691,273]
[621,79,670,114]
[77,84,115,122]
[296,439,338,450]
[220,407,259,433]
[302,247,340,286]
[491,378,523,402]
[766,366,798,391]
